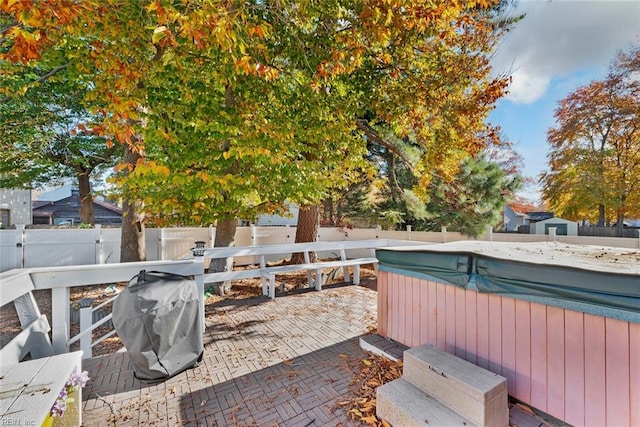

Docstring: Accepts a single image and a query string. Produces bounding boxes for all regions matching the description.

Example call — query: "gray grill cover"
[113,270,203,382]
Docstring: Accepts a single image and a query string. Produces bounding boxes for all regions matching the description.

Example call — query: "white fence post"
[376,225,382,239]
[191,248,206,333]
[548,227,557,242]
[486,226,493,241]
[79,299,93,358]
[441,225,447,243]
[16,224,25,268]
[406,225,412,241]
[95,225,104,264]
[208,225,215,248]
[251,225,257,246]
[157,227,165,260]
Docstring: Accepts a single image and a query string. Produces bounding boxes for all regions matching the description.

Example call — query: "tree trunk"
[209,218,237,295]
[205,84,239,296]
[120,145,146,262]
[597,203,605,227]
[292,204,319,264]
[615,212,625,237]
[76,170,94,225]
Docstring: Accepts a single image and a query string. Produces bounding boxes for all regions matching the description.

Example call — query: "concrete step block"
[403,344,508,427]
[377,377,475,427]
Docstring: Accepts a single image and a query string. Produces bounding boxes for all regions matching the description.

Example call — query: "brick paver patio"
[82,284,377,426]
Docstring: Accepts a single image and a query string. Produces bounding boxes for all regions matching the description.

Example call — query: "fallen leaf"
[515,402,535,415]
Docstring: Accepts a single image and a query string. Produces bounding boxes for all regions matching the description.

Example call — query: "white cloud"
[492,0,640,104]
[505,69,551,103]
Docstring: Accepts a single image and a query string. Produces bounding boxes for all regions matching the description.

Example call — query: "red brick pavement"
[82,284,377,426]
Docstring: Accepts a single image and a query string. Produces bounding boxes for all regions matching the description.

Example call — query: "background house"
[502,205,527,232]
[0,189,32,227]
[33,186,122,225]
[530,217,578,236]
[254,203,299,226]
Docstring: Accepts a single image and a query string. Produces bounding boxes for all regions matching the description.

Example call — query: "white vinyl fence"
[1,225,639,272]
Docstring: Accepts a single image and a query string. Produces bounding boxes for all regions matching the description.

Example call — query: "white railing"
[3,225,639,273]
[0,260,205,361]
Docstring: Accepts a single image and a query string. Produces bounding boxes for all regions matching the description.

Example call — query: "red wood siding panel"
[419,280,429,345]
[529,302,548,412]
[412,277,421,346]
[546,305,566,419]
[563,310,585,427]
[465,290,477,365]
[488,293,503,377]
[399,274,408,346]
[427,280,438,345]
[378,271,636,427]
[445,285,457,354]
[605,318,630,426]
[412,277,421,347]
[476,292,490,370]
[378,271,387,337]
[514,299,531,403]
[455,287,467,358]
[389,273,398,341]
[436,280,447,351]
[501,297,517,394]
[630,322,640,427]
[584,314,607,426]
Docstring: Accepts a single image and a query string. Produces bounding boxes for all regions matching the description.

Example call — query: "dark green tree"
[421,156,521,236]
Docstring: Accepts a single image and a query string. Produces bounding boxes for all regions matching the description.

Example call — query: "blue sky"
[489,0,640,203]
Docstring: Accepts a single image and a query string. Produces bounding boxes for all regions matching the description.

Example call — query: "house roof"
[93,198,122,214]
[525,211,554,221]
[32,195,122,214]
[33,200,53,209]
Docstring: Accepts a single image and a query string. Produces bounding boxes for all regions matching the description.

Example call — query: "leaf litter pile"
[337,353,403,426]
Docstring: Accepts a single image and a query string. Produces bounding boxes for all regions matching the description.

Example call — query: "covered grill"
[113,270,204,382]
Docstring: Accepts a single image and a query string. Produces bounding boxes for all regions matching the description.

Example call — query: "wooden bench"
[199,239,398,299]
[1,351,83,425]
[0,260,206,422]
[0,271,83,425]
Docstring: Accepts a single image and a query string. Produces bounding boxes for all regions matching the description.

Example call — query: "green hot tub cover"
[376,241,640,314]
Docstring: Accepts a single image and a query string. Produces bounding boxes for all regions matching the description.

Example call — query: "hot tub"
[376,241,639,427]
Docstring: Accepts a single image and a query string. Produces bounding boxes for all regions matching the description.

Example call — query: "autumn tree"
[1,1,155,259]
[0,60,120,224]
[542,45,640,231]
[292,0,514,248]
[1,1,512,281]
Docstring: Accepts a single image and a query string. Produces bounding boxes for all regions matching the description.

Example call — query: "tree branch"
[1,22,18,36]
[1,63,70,104]
[355,119,415,171]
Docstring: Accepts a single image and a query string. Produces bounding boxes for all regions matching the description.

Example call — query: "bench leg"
[261,276,268,296]
[343,265,351,283]
[315,269,322,291]
[268,274,276,300]
[305,270,314,288]
[353,265,361,285]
